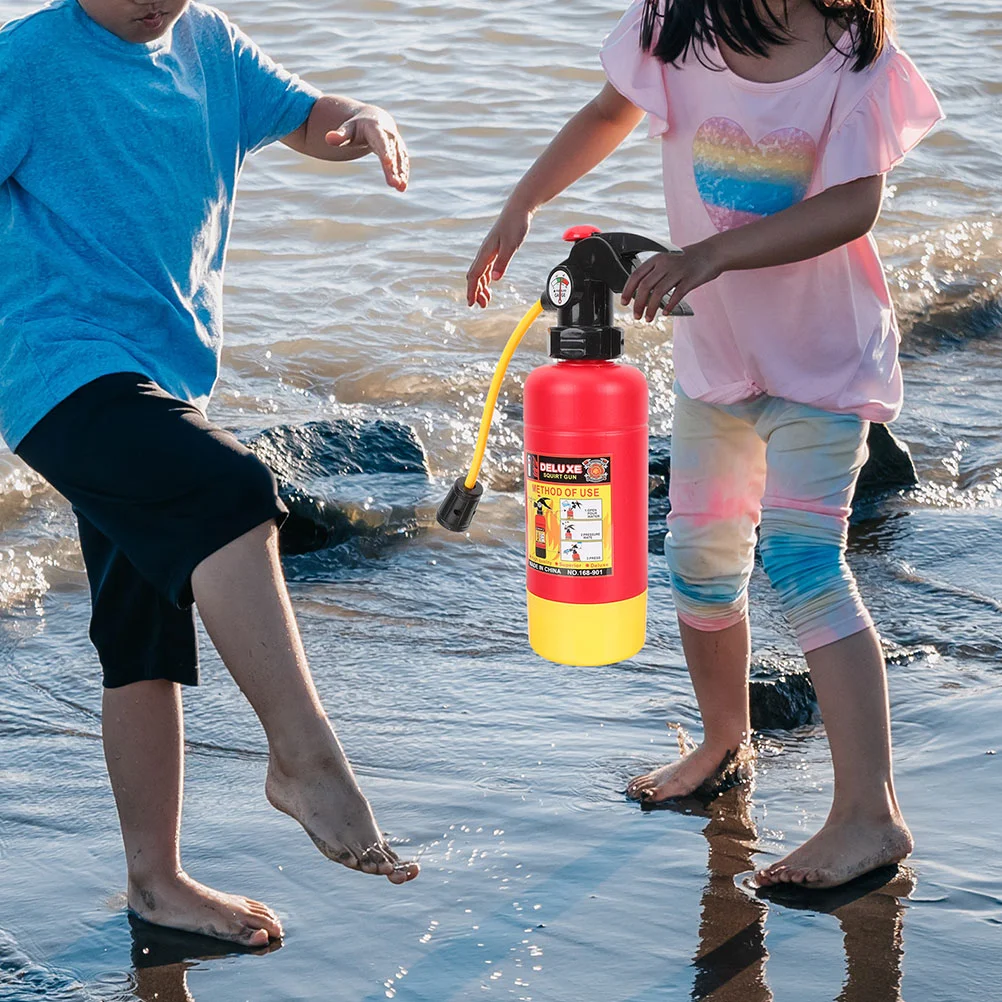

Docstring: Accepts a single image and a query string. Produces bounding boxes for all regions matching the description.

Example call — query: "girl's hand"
[621,240,723,321]
[466,206,533,308]
[326,106,409,191]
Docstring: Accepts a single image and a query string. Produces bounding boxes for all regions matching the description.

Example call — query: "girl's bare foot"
[265,742,419,885]
[626,740,755,804]
[128,871,283,947]
[754,812,913,890]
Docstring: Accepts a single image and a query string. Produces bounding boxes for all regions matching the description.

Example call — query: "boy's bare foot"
[626,741,754,803]
[265,743,419,885]
[128,871,282,947]
[754,813,913,890]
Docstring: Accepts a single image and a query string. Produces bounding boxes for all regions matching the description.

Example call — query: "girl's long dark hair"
[640,0,889,72]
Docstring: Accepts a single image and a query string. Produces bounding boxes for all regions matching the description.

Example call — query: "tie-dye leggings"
[666,385,873,653]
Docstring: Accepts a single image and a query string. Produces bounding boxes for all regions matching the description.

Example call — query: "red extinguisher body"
[524,358,648,665]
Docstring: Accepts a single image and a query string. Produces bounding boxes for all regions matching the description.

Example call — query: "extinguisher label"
[525,453,613,577]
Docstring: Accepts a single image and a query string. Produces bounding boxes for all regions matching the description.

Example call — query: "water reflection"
[127,913,279,1002]
[688,789,773,1002]
[678,788,912,1002]
[754,866,913,1002]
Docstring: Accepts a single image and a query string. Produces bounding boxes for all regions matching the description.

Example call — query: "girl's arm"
[467,83,645,308]
[282,95,409,192]
[623,174,884,320]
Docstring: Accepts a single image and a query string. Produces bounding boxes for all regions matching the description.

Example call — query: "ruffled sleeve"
[821,43,944,189]
[599,0,670,138]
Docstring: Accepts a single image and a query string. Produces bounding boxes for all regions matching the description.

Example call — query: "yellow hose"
[464,299,545,490]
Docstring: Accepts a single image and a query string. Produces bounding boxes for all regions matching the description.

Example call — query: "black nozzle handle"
[602,232,693,314]
[601,232,685,258]
[563,235,694,317]
[664,295,694,317]
[436,477,484,532]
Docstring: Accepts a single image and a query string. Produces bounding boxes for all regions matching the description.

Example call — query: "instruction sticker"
[526,453,613,577]
[560,498,602,521]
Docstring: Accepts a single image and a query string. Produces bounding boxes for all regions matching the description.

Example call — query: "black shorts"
[15,373,288,688]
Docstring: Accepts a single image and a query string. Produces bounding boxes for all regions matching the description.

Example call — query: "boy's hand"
[621,240,723,321]
[326,106,409,192]
[467,206,533,308]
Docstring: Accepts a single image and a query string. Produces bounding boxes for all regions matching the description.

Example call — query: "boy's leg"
[627,389,765,802]
[191,520,418,883]
[14,372,416,939]
[752,400,911,887]
[103,679,282,946]
[71,509,286,942]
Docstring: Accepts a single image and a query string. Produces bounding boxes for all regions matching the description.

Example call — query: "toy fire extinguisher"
[436,226,692,667]
[532,497,552,559]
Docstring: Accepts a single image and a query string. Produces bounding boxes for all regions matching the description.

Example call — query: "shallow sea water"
[1,1,1001,1000]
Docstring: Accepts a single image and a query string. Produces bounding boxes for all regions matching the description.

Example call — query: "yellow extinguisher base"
[526,590,647,667]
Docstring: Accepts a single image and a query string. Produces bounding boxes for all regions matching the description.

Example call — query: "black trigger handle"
[600,231,685,260]
[566,236,632,294]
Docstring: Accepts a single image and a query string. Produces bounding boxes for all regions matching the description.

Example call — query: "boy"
[0,0,418,947]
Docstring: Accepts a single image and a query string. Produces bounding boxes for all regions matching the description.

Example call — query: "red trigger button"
[562,224,602,242]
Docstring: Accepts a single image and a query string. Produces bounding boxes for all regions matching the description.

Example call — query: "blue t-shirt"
[0,0,319,449]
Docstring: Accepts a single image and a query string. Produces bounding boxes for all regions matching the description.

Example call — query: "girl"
[467,0,942,889]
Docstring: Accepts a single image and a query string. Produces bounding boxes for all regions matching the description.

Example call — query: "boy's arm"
[282,95,409,191]
[623,175,885,320]
[467,83,645,308]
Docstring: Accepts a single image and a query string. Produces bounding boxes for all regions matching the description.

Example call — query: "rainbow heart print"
[693,117,817,232]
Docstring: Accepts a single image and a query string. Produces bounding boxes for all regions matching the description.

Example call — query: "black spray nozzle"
[436,477,484,533]
[533,497,552,515]
[542,229,694,319]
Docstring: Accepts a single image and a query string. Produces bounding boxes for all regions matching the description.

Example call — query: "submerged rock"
[245,419,429,556]
[648,437,672,481]
[855,423,918,497]
[901,287,1002,355]
[749,663,819,731]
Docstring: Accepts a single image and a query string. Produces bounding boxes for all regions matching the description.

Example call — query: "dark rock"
[648,437,672,479]
[648,495,671,554]
[249,419,427,483]
[245,419,429,556]
[274,489,357,556]
[901,287,1002,356]
[749,663,818,731]
[855,423,918,496]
